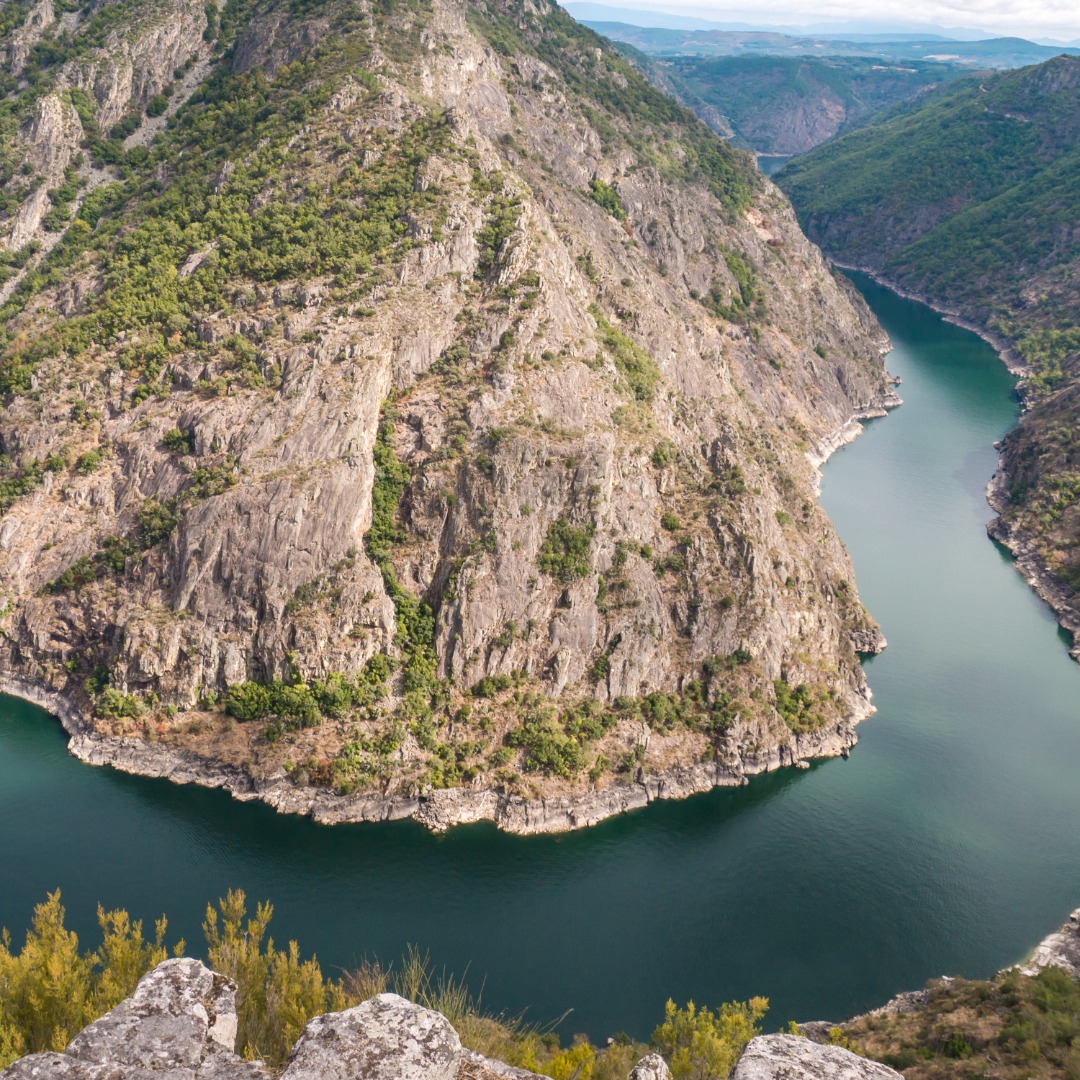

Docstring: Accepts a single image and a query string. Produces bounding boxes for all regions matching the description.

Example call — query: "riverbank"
[986,471,1080,662]
[833,263,1080,663]
[830,261,1031,382]
[0,674,874,834]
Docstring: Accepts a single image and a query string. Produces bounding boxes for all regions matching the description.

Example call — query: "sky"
[586,0,1080,42]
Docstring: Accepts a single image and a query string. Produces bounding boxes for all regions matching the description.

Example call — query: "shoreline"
[829,260,1031,381]
[0,390,890,836]
[831,261,1079,661]
[986,470,1080,662]
[0,674,875,835]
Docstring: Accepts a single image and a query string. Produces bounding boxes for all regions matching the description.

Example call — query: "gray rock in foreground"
[0,958,269,1079]
[630,1052,672,1079]
[732,1035,903,1080]
[281,993,461,1080]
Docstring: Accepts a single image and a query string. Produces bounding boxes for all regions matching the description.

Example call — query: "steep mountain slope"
[641,54,962,155]
[778,55,1080,655]
[0,0,895,829]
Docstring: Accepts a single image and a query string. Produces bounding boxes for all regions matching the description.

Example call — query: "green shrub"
[588,177,626,220]
[591,307,661,402]
[652,997,768,1079]
[538,518,595,583]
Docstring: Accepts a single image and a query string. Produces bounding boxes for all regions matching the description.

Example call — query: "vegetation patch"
[538,517,595,583]
[591,306,662,402]
[0,890,770,1075]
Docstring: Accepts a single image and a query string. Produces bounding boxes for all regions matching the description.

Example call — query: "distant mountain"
[778,55,1080,630]
[651,53,964,154]
[581,20,1080,69]
[562,3,1002,40]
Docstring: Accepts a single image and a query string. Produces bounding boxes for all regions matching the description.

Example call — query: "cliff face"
[0,0,894,825]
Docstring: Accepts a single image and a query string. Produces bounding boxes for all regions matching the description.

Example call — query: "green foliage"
[0,454,65,516]
[94,688,144,720]
[0,53,456,397]
[204,891,346,1065]
[651,439,677,468]
[588,178,626,220]
[591,307,662,401]
[75,449,106,475]
[364,405,440,716]
[702,247,763,325]
[772,678,829,733]
[137,499,179,547]
[652,997,769,1079]
[0,892,174,1067]
[187,458,238,500]
[475,190,521,279]
[538,517,595,583]
[845,966,1080,1078]
[162,428,195,454]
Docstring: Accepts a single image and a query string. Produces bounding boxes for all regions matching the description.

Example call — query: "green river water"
[2,274,1079,1040]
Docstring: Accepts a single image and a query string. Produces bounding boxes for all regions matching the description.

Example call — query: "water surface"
[3,274,1079,1038]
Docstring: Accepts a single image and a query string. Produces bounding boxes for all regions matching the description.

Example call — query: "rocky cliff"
[0,0,895,829]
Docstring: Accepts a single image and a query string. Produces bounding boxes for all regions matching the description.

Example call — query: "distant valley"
[778,55,1080,652]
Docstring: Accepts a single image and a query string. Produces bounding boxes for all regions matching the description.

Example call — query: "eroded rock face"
[0,0,895,828]
[281,993,461,1080]
[1023,907,1080,979]
[0,958,270,1079]
[731,1035,902,1080]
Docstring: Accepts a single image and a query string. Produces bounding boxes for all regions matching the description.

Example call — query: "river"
[2,274,1079,1041]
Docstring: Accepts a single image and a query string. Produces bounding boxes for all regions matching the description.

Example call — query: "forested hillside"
[647,54,961,154]
[779,55,1080,648]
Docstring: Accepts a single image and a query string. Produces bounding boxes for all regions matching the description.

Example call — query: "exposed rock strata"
[1,0,895,822]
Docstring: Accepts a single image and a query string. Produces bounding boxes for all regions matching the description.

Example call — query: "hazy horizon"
[566,0,1080,44]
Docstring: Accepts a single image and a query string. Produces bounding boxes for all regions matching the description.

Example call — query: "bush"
[652,997,768,1079]
[588,177,626,221]
[0,893,173,1068]
[137,499,179,547]
[538,518,595,583]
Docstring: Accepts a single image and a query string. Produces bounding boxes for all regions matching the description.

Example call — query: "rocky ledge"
[1,675,871,834]
[0,959,898,1080]
[1022,907,1080,979]
[987,470,1080,663]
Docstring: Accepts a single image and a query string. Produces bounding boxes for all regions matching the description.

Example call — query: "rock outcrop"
[0,961,548,1080]
[731,1036,901,1080]
[1022,907,1080,979]
[0,958,266,1079]
[0,960,910,1080]
[628,1053,672,1080]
